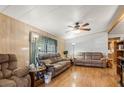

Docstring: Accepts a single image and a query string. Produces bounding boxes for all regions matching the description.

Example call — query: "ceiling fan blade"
[82,23,89,27]
[68,25,73,28]
[80,28,91,31]
[65,31,70,33]
[65,30,73,33]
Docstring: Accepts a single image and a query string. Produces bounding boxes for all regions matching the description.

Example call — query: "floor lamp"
[72,43,76,59]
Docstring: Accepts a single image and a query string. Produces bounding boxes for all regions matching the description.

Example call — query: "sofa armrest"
[73,57,81,61]
[12,66,29,78]
[45,64,54,67]
[45,64,55,76]
[62,58,70,61]
[45,64,54,71]
[100,58,108,63]
[74,58,77,61]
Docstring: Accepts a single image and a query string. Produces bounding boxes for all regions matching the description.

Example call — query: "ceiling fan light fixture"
[73,29,80,33]
[67,22,91,33]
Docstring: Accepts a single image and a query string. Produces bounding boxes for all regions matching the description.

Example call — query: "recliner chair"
[0,54,31,87]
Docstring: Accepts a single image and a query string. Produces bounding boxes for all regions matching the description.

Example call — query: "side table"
[29,67,46,87]
[70,58,74,65]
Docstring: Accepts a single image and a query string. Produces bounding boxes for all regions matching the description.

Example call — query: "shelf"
[117,49,124,52]
[117,40,124,44]
[117,56,124,61]
[115,40,124,85]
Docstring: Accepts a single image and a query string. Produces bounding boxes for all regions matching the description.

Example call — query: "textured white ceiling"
[110,17,124,34]
[0,5,118,39]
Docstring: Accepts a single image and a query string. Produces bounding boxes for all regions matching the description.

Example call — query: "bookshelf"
[116,40,124,75]
[108,38,124,86]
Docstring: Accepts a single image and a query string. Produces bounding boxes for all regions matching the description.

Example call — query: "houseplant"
[63,50,68,58]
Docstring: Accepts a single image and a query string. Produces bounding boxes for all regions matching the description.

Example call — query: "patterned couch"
[37,53,71,77]
[0,54,31,87]
[74,52,107,68]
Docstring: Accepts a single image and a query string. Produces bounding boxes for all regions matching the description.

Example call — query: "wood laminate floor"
[41,63,119,87]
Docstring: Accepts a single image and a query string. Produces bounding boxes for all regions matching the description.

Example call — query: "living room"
[0,4,124,88]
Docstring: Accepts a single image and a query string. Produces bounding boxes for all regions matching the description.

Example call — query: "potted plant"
[63,50,68,58]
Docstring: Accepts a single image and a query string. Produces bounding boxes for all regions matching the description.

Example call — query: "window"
[29,32,57,65]
[37,36,57,54]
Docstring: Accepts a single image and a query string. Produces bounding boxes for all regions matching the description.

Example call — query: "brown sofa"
[37,53,71,77]
[0,54,31,87]
[74,52,107,68]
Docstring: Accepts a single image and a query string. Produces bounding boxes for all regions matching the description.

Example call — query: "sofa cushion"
[8,61,17,70]
[83,60,91,63]
[92,55,102,60]
[50,57,58,63]
[91,60,101,63]
[2,69,12,78]
[56,57,63,62]
[92,52,103,56]
[9,54,17,61]
[38,54,50,60]
[42,59,52,65]
[0,71,3,79]
[85,53,92,60]
[11,76,29,87]
[75,58,85,62]
[56,53,61,57]
[0,79,16,87]
[76,56,85,60]
[76,52,85,59]
[61,60,71,64]
[82,53,85,59]
[53,64,63,71]
[58,61,67,66]
[91,53,103,60]
[0,54,9,64]
[1,63,9,70]
[13,67,29,77]
[77,52,82,56]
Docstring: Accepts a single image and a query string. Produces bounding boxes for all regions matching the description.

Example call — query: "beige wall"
[0,13,64,68]
[65,32,108,57]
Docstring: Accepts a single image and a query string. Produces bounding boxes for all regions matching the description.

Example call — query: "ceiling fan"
[66,22,91,33]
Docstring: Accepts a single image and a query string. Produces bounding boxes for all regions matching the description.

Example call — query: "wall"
[109,33,124,40]
[0,13,64,68]
[65,32,108,57]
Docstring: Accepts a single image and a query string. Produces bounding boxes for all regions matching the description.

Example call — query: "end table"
[70,58,75,65]
[29,67,46,87]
